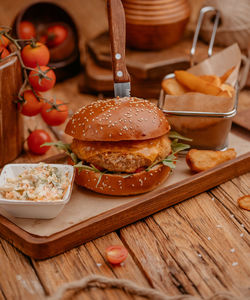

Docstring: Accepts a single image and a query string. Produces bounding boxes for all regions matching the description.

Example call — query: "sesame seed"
[230,248,235,253]
[232,262,238,267]
[240,233,244,237]
[207,237,211,240]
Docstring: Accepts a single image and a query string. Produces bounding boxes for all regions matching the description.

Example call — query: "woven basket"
[200,0,250,50]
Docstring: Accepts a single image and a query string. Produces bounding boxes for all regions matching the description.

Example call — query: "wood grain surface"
[0,0,249,299]
[0,151,249,259]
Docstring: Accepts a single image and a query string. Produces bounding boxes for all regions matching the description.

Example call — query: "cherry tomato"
[27,129,52,155]
[46,24,68,48]
[41,99,68,126]
[19,21,36,40]
[0,29,10,47]
[18,90,43,116]
[21,42,50,68]
[0,46,10,59]
[105,245,128,265]
[29,66,56,92]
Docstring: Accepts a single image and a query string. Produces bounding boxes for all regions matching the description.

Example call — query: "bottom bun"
[71,162,171,196]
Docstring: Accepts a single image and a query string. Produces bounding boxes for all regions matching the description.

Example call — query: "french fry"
[199,75,221,87]
[175,70,221,96]
[238,195,250,211]
[220,66,235,83]
[220,83,234,97]
[186,148,236,173]
[161,78,189,95]
[217,90,231,98]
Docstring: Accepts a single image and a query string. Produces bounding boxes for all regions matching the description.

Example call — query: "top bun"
[65,97,170,141]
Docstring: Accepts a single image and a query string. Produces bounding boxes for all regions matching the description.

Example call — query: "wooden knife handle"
[107,0,130,84]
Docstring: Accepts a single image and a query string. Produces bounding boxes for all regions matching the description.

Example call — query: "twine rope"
[46,274,242,300]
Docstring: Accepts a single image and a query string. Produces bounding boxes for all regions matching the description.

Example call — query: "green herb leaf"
[96,171,108,187]
[41,141,72,155]
[162,160,176,169]
[70,152,78,164]
[122,173,134,178]
[168,131,192,142]
[171,139,190,154]
[74,161,95,172]
[90,164,102,173]
[146,153,177,172]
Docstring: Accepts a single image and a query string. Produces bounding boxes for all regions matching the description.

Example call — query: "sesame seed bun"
[70,159,171,196]
[65,97,170,141]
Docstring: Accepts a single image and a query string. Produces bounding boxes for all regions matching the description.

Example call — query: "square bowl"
[0,163,75,219]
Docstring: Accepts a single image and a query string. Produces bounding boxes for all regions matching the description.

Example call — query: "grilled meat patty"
[71,135,171,173]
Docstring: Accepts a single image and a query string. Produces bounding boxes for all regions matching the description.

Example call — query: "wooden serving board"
[0,131,249,260]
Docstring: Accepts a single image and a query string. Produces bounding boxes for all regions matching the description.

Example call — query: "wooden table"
[0,75,250,300]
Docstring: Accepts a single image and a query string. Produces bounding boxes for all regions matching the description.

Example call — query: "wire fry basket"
[158,7,238,150]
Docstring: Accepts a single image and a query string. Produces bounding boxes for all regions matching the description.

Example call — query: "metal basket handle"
[190,6,220,67]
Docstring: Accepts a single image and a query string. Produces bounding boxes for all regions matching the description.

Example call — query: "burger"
[50,97,190,195]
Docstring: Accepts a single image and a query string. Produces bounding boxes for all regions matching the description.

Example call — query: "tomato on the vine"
[19,21,36,40]
[21,42,50,68]
[45,24,68,48]
[18,90,43,116]
[41,99,68,126]
[105,245,128,265]
[0,46,10,59]
[29,66,56,92]
[27,129,52,155]
[0,29,9,47]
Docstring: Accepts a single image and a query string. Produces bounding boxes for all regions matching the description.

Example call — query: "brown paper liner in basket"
[163,44,241,150]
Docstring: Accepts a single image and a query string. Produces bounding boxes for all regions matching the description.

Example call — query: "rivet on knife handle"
[107,0,131,86]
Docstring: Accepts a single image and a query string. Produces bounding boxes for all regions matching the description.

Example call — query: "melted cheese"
[71,135,171,164]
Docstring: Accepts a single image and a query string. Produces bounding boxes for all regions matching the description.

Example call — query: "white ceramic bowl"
[0,163,75,219]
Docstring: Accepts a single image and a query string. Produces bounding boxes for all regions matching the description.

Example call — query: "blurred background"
[0,0,249,149]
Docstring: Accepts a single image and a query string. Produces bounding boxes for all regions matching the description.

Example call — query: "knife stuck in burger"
[42,0,191,195]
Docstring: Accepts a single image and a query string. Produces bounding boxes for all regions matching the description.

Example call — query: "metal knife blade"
[114,82,131,98]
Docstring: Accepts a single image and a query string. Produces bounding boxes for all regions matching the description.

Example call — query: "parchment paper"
[0,132,249,237]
